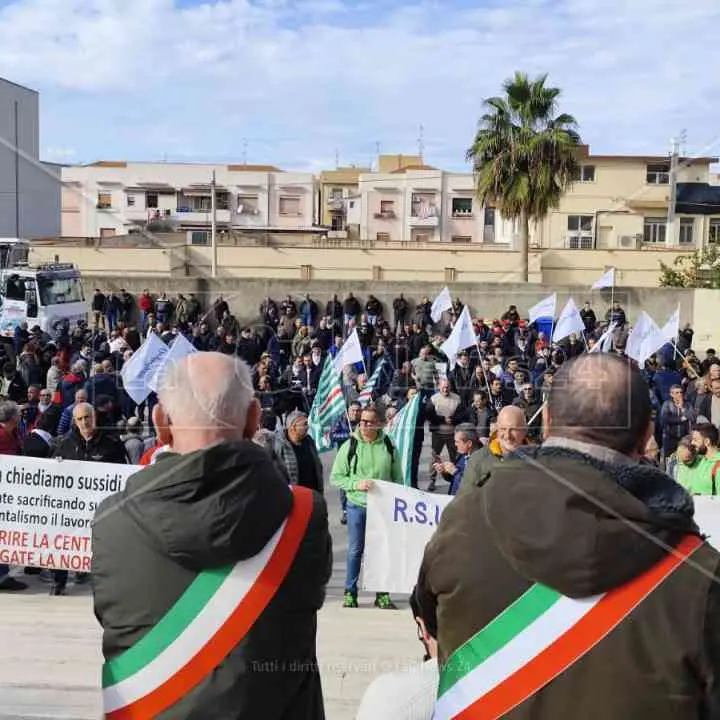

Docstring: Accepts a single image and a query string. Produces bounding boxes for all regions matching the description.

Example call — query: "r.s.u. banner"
[363,480,453,594]
[0,456,140,572]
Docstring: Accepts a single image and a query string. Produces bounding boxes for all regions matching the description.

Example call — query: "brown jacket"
[417,443,720,719]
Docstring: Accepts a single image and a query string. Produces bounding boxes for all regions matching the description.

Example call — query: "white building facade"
[62,162,317,241]
[0,77,60,239]
[358,169,514,245]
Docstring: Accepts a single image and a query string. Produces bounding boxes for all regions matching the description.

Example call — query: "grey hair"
[157,353,255,432]
[455,423,479,449]
[0,401,19,424]
[72,359,87,374]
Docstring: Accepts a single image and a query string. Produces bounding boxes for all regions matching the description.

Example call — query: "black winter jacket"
[92,441,332,719]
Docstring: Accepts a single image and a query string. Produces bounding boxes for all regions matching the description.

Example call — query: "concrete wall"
[31,241,691,288]
[0,78,60,239]
[73,274,696,331]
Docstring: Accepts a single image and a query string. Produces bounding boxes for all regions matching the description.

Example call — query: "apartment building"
[61,162,316,241]
[356,147,720,250]
[534,146,720,250]
[318,166,368,237]
[0,76,60,238]
[359,167,511,245]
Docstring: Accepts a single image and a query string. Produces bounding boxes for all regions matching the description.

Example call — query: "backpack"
[711,461,720,496]
[347,434,394,475]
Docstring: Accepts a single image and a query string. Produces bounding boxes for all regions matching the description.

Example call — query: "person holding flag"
[331,404,403,610]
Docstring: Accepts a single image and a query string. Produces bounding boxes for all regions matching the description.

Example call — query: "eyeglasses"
[359,419,376,426]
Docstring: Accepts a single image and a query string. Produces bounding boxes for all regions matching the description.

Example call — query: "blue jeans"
[339,489,347,512]
[345,502,366,595]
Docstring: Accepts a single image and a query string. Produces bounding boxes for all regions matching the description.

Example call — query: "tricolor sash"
[435,534,703,720]
[102,485,314,719]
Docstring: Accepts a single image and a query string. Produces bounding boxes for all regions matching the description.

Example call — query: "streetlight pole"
[211,170,217,278]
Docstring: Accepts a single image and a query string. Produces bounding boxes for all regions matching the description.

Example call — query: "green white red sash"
[102,485,314,719]
[435,534,703,720]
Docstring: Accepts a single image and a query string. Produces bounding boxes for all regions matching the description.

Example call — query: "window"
[279,196,301,215]
[237,195,258,214]
[379,200,395,217]
[484,207,495,226]
[97,192,112,209]
[37,276,84,305]
[572,165,596,182]
[331,215,344,231]
[145,192,159,209]
[710,218,720,244]
[567,215,594,232]
[411,193,436,217]
[452,198,473,216]
[451,235,473,243]
[127,195,136,207]
[331,188,343,200]
[5,275,27,301]
[349,201,355,209]
[644,217,667,243]
[191,231,209,245]
[216,192,230,211]
[376,232,390,241]
[646,163,670,185]
[679,218,694,244]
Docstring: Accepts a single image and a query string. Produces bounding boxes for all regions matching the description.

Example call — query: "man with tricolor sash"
[418,353,720,719]
[92,352,332,719]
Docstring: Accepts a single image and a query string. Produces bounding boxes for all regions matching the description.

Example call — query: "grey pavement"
[0,442,448,720]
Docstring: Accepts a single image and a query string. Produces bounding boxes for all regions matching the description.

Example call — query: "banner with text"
[363,481,453,594]
[0,457,140,571]
[694,496,720,546]
[362,488,720,595]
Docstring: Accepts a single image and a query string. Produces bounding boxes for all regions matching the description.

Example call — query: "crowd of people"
[2,284,720,718]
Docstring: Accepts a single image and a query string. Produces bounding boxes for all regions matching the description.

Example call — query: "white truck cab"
[0,238,88,337]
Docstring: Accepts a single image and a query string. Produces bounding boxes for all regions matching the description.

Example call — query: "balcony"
[409,213,439,228]
[327,198,345,211]
[174,209,231,224]
[452,211,474,219]
[374,211,396,219]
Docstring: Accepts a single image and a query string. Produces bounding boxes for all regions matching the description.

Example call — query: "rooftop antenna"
[241,137,248,166]
[335,148,339,169]
[417,124,425,161]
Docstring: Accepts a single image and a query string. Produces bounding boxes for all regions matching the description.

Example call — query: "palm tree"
[467,72,582,281]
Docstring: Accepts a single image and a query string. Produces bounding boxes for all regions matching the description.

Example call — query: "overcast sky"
[1,0,719,171]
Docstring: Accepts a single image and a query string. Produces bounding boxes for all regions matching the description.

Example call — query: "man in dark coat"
[418,353,720,720]
[92,352,331,719]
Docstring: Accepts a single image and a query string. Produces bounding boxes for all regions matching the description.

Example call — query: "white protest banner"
[363,481,453,594]
[0,456,140,571]
[692,496,720,547]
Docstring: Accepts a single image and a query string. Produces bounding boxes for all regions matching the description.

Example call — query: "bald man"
[456,404,528,496]
[418,353,720,719]
[92,353,331,719]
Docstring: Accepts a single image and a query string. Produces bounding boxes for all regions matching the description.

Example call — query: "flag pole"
[474,339,492,393]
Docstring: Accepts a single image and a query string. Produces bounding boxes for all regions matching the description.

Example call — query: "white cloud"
[0,0,718,169]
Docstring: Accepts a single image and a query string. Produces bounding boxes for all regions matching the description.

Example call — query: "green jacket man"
[331,405,402,609]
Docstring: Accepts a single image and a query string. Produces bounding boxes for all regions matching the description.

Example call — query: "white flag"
[589,323,617,353]
[440,306,476,370]
[660,305,680,345]
[148,333,198,393]
[121,333,169,405]
[332,328,364,374]
[625,312,664,365]
[528,293,557,324]
[431,286,453,323]
[552,298,585,343]
[591,268,616,290]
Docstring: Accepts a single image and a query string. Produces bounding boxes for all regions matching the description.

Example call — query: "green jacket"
[331,429,403,507]
[678,452,720,495]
